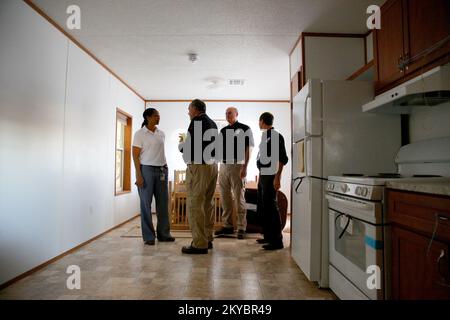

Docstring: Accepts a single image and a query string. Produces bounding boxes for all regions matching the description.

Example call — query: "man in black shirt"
[179,99,218,254]
[215,107,254,239]
[256,112,288,250]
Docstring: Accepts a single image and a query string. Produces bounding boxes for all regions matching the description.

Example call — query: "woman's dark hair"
[259,112,274,126]
[141,108,158,128]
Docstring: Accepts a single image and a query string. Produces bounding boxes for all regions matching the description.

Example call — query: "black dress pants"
[257,174,283,245]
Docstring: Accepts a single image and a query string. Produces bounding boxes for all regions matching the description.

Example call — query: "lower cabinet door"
[391,226,450,299]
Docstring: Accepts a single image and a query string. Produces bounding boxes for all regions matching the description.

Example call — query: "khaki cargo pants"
[186,163,218,249]
[219,164,247,231]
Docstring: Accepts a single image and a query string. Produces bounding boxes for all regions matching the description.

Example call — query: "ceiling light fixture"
[188,53,198,64]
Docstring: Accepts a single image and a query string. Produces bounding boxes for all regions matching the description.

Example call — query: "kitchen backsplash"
[409,101,450,143]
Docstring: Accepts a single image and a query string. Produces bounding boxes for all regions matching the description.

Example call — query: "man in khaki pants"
[215,107,254,239]
[179,99,218,254]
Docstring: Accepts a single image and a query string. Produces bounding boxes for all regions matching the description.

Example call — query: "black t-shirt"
[179,113,218,164]
[257,128,288,172]
[220,121,254,164]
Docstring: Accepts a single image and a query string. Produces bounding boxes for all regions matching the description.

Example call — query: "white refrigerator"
[291,79,401,288]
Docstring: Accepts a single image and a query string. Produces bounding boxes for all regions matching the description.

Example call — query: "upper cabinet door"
[375,0,405,91]
[403,0,450,74]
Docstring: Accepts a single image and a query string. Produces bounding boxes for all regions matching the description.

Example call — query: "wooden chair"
[169,172,286,233]
[169,169,224,230]
[169,170,188,230]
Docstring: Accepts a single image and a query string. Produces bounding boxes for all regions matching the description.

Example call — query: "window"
[115,108,132,195]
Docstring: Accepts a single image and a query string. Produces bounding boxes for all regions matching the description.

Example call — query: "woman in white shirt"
[132,108,174,245]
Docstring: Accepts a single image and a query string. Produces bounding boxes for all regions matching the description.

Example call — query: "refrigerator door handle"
[305,95,311,137]
[292,177,304,193]
[304,136,308,176]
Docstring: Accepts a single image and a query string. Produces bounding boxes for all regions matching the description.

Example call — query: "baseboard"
[0,214,140,290]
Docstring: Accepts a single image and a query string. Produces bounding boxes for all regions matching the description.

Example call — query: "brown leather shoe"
[144,240,155,246]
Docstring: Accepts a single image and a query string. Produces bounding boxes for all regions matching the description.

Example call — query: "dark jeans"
[257,174,283,245]
[137,165,171,242]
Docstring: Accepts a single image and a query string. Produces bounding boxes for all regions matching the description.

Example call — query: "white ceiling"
[32,0,384,100]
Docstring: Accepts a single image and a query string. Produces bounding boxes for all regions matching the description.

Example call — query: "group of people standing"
[132,99,288,254]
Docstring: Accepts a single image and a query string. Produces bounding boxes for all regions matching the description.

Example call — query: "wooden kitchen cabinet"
[375,0,405,90]
[375,0,450,94]
[391,226,450,300]
[387,189,450,300]
[403,0,450,75]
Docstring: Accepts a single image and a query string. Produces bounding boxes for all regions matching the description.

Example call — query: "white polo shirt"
[132,126,167,166]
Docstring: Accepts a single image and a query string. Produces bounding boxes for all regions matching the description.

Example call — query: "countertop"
[386,178,450,196]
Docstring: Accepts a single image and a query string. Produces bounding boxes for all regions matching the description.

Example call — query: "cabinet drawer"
[387,190,450,242]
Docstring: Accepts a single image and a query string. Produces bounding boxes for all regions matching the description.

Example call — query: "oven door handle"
[326,194,373,211]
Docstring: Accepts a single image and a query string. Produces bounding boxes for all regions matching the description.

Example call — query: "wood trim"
[116,108,133,119]
[115,190,132,196]
[123,115,132,192]
[289,43,293,90]
[364,29,373,38]
[373,28,380,82]
[145,100,290,103]
[301,32,366,38]
[0,214,140,290]
[346,60,374,80]
[23,0,145,102]
[301,34,306,86]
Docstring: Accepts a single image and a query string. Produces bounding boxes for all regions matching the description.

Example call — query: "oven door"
[327,195,385,300]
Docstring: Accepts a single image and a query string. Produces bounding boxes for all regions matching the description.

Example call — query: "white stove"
[327,175,444,201]
[326,137,450,300]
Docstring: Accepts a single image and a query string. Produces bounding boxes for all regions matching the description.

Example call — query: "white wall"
[366,32,374,63]
[145,101,292,211]
[409,102,450,143]
[304,36,365,81]
[290,39,302,78]
[0,0,143,285]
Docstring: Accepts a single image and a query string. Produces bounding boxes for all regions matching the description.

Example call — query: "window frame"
[115,108,133,196]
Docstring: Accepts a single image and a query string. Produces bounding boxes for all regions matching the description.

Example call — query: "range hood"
[396,136,450,177]
[362,64,450,113]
